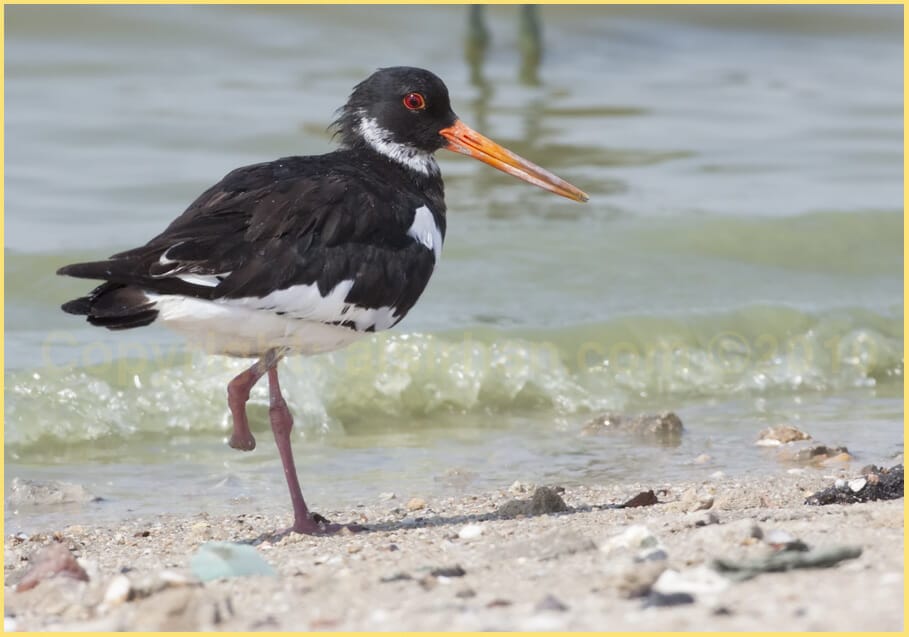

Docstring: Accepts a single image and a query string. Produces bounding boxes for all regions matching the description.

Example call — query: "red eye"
[403,92,426,111]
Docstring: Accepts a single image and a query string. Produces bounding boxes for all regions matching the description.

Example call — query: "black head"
[331,67,589,201]
[332,67,457,163]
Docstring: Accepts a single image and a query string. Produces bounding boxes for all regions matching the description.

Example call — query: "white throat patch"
[357,115,439,176]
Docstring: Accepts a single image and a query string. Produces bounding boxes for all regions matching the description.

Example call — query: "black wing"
[59,151,444,329]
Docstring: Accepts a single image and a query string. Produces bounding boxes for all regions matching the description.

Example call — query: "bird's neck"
[354,115,440,178]
[350,143,446,211]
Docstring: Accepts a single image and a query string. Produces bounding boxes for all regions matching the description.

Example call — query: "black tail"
[60,280,159,331]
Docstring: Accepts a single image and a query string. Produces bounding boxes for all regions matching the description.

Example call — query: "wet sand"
[3,470,903,631]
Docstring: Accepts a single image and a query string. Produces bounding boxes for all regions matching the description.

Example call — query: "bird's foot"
[228,431,256,451]
[286,512,367,536]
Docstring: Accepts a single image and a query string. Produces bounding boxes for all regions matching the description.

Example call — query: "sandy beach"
[4,469,903,632]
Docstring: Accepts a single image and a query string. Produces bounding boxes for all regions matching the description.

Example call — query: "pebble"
[535,593,569,612]
[622,490,659,508]
[653,566,730,597]
[496,486,568,518]
[581,411,684,443]
[763,529,808,551]
[677,487,714,512]
[406,497,426,512]
[693,453,712,464]
[508,480,534,495]
[684,511,719,528]
[530,487,569,514]
[378,492,396,501]
[600,525,661,557]
[457,524,484,540]
[617,560,667,598]
[102,574,132,606]
[430,565,466,578]
[848,478,867,493]
[756,425,811,446]
[643,591,696,608]
[16,543,89,592]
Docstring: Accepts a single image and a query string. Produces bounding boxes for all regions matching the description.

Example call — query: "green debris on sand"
[189,542,276,582]
[713,545,862,582]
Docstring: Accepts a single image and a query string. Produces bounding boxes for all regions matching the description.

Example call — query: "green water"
[4,5,903,532]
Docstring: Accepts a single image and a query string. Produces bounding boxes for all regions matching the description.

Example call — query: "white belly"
[147,294,366,357]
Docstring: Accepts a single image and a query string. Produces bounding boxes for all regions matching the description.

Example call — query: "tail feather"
[57,260,120,280]
[59,282,159,331]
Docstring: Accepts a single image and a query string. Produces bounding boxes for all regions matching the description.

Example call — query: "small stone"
[617,560,667,598]
[621,490,659,508]
[693,453,711,464]
[16,543,89,591]
[496,499,530,518]
[653,566,730,597]
[455,587,476,599]
[497,486,568,518]
[635,547,669,562]
[157,570,197,587]
[834,479,848,490]
[103,574,132,606]
[685,511,719,527]
[508,480,534,494]
[582,411,684,444]
[406,497,426,512]
[535,594,569,612]
[379,572,411,583]
[457,524,484,540]
[677,487,714,512]
[529,486,569,514]
[756,425,811,446]
[643,592,695,608]
[848,478,867,493]
[764,529,796,545]
[486,598,512,608]
[781,443,851,465]
[430,565,466,578]
[378,492,396,501]
[600,525,660,556]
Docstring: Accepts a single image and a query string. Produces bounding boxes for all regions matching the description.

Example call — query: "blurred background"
[4,5,903,531]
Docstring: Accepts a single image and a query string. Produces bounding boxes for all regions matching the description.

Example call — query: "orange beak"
[439,119,588,203]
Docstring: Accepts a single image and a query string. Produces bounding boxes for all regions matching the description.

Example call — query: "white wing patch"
[407,206,443,262]
[155,245,231,288]
[229,279,399,332]
[176,273,229,288]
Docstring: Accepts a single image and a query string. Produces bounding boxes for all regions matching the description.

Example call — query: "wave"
[5,304,902,454]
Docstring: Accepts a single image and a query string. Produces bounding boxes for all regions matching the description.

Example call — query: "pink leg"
[226,364,265,451]
[226,348,286,451]
[267,366,361,535]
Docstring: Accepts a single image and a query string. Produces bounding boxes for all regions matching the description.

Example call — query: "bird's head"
[332,66,588,202]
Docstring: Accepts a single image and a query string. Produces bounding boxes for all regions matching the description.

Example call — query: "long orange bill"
[439,119,589,203]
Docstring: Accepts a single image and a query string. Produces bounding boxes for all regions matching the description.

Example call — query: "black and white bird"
[58,66,588,535]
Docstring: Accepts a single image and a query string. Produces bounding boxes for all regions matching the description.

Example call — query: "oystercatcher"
[58,66,587,535]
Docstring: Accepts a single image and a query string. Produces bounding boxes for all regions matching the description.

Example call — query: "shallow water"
[4,5,903,532]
